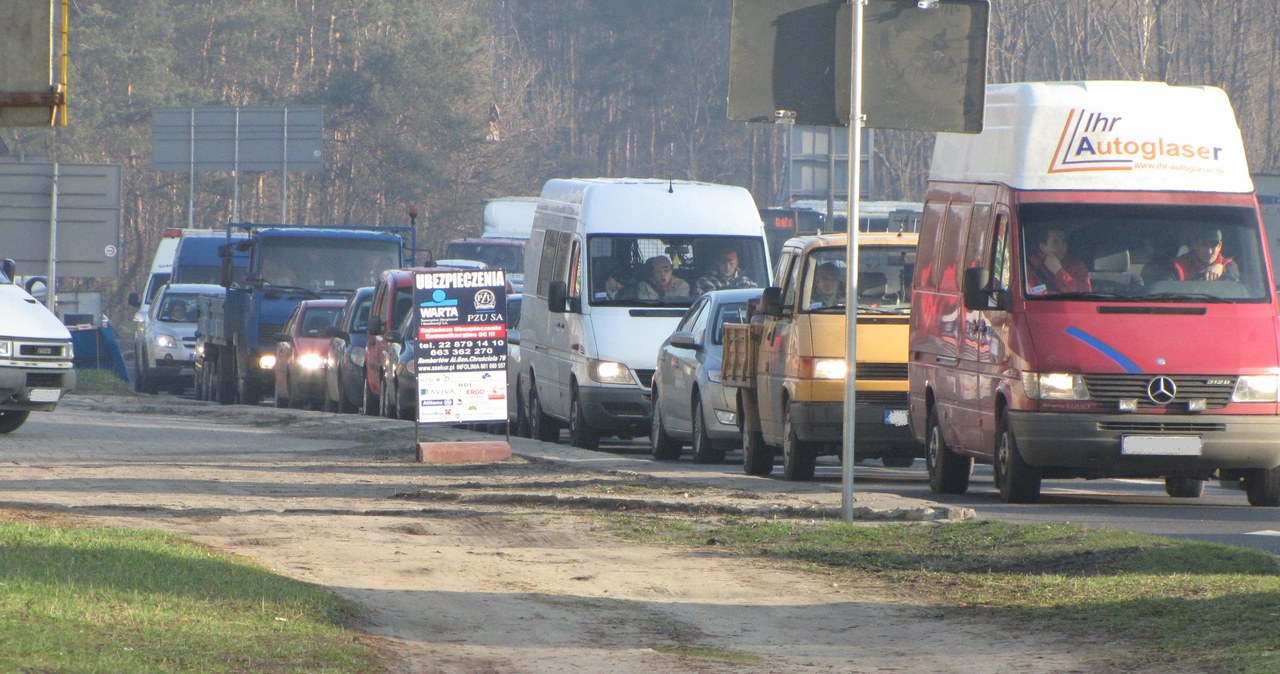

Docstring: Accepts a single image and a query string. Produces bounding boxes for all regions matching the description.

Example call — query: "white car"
[134,283,224,394]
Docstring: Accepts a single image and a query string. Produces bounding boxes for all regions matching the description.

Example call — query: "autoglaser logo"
[1048,108,1226,174]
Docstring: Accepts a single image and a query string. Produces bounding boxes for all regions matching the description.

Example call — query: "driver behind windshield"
[807,262,845,309]
[1026,226,1091,294]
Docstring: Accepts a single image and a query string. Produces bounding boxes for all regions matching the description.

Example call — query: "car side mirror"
[548,280,568,314]
[385,330,401,344]
[760,286,784,317]
[128,291,141,308]
[668,331,700,351]
[1,259,15,282]
[368,315,383,335]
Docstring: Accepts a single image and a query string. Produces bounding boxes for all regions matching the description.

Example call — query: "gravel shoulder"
[0,395,1113,673]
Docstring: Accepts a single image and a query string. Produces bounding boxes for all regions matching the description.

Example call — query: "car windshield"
[587,235,768,308]
[711,301,750,346]
[444,242,525,273]
[258,237,401,293]
[1019,203,1270,302]
[800,245,914,314]
[157,293,209,323]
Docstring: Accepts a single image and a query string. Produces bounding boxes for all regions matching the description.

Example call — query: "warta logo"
[1048,108,1225,174]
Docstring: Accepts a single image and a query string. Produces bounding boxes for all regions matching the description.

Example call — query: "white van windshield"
[800,245,915,314]
[587,235,768,307]
[1019,204,1270,303]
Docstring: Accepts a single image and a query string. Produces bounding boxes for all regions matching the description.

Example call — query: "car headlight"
[0,340,11,359]
[258,354,277,370]
[1232,375,1280,402]
[589,359,633,385]
[707,368,722,383]
[152,334,177,349]
[1022,372,1089,400]
[298,352,325,370]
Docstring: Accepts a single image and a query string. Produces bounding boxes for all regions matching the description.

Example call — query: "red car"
[274,299,346,410]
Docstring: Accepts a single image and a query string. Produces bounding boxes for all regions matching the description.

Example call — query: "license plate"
[1121,435,1202,456]
[28,388,61,403]
[883,409,909,427]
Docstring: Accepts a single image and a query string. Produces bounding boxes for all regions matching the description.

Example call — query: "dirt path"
[1,397,1110,673]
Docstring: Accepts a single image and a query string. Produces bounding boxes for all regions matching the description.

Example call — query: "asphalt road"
[588,436,1280,556]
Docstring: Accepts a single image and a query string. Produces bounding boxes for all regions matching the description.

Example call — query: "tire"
[743,426,773,476]
[1244,467,1280,507]
[994,410,1041,503]
[925,407,971,495]
[530,386,560,442]
[0,410,30,434]
[649,388,682,460]
[691,397,725,464]
[781,406,817,481]
[380,374,395,419]
[132,351,144,393]
[568,387,600,449]
[514,385,531,438]
[138,362,158,395]
[1164,476,1205,498]
[213,353,236,405]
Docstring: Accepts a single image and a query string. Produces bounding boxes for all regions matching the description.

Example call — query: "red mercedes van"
[909,81,1280,506]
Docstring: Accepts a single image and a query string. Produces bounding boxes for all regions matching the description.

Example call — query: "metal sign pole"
[46,162,59,313]
[188,108,195,228]
[232,107,240,223]
[281,107,289,224]
[841,0,865,523]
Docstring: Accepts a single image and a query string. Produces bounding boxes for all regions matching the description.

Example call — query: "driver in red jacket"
[1026,227,1091,294]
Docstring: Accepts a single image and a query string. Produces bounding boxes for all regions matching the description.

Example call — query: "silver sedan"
[650,287,762,463]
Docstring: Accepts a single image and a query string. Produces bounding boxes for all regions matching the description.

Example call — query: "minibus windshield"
[586,235,769,308]
[1019,203,1270,303]
[799,245,915,314]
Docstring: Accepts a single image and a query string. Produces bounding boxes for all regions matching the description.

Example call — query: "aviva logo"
[1048,108,1225,174]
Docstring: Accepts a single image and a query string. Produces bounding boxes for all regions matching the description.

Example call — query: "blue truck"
[195,225,408,404]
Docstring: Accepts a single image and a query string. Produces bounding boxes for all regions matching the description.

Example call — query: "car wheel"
[530,386,560,443]
[993,409,1040,503]
[926,406,971,495]
[781,406,817,481]
[1244,467,1280,507]
[0,411,30,434]
[132,351,144,392]
[380,374,395,419]
[690,397,724,464]
[742,425,773,476]
[649,388,682,460]
[139,361,158,395]
[1164,476,1205,498]
[568,387,599,449]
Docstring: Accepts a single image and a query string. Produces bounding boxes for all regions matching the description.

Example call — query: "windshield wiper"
[1134,292,1240,303]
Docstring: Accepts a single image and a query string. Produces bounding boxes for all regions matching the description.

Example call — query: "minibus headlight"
[1232,375,1280,402]
[1021,372,1089,400]
[589,360,633,385]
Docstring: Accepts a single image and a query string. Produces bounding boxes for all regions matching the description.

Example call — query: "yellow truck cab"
[724,231,920,480]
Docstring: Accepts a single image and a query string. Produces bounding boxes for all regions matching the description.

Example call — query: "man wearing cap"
[1174,227,1238,281]
[638,255,691,300]
[694,249,757,296]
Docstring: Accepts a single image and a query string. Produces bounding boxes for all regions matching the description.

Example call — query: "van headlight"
[1232,375,1280,402]
[589,360,633,385]
[1022,372,1089,400]
[794,357,847,380]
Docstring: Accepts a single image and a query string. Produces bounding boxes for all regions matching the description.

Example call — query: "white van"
[514,178,771,448]
[0,258,75,434]
[128,228,223,326]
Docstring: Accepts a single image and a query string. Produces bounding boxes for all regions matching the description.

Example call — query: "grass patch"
[70,369,138,397]
[0,519,386,673]
[604,516,1280,673]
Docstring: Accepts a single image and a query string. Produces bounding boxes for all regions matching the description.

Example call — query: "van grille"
[17,342,70,360]
[1097,421,1226,434]
[26,372,64,388]
[857,363,907,380]
[1085,374,1233,410]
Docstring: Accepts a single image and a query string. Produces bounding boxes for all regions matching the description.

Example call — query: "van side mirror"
[1,259,15,282]
[760,287,784,317]
[507,328,521,345]
[548,280,569,313]
[962,267,1004,310]
[128,291,141,308]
